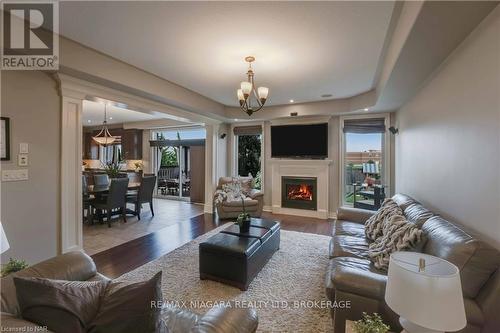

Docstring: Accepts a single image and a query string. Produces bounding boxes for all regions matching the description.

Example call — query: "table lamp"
[1,222,10,253]
[385,252,466,333]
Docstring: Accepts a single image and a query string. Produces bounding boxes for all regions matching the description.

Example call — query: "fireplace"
[281,177,317,210]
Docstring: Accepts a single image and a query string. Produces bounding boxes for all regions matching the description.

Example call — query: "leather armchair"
[1,251,258,333]
[214,177,264,219]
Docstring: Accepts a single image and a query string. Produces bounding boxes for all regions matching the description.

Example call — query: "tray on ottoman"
[199,218,280,290]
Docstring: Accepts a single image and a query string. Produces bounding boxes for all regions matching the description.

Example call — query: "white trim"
[60,96,83,253]
[339,113,391,208]
[263,205,272,212]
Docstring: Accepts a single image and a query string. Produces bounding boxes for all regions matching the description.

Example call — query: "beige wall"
[1,71,61,263]
[395,7,500,249]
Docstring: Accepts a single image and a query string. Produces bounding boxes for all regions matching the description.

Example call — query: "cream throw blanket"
[364,199,403,241]
[364,199,425,270]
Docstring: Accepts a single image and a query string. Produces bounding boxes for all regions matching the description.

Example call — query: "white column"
[60,94,84,253]
[204,124,219,213]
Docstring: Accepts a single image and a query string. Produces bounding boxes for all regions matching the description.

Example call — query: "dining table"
[86,182,141,224]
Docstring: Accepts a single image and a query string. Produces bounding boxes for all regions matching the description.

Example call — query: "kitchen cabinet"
[83,132,99,159]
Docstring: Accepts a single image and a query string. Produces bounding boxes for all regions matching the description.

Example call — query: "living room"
[1,1,499,333]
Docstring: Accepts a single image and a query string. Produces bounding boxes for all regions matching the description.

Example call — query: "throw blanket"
[364,199,403,241]
[368,214,424,270]
[213,181,250,205]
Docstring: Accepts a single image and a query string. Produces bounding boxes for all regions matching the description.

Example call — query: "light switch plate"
[18,154,28,166]
[1,169,29,182]
[19,143,29,154]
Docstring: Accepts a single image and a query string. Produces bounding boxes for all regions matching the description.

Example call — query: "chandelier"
[92,103,117,146]
[237,56,269,116]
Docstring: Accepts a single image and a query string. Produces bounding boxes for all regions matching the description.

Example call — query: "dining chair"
[90,178,129,227]
[126,175,156,220]
[82,175,94,224]
[93,174,110,186]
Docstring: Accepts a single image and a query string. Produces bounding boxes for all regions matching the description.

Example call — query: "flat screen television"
[271,123,328,158]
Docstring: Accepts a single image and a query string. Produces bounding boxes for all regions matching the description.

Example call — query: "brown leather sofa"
[326,194,500,333]
[215,177,264,219]
[1,251,258,333]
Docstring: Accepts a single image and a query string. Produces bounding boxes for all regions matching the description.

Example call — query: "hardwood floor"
[91,211,333,278]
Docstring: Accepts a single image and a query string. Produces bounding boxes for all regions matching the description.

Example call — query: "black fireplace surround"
[281,176,317,210]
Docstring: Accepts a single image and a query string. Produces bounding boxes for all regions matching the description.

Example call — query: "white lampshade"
[0,222,10,253]
[257,87,269,100]
[240,81,252,95]
[385,252,466,332]
[237,89,245,101]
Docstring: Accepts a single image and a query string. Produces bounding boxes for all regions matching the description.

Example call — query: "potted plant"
[1,258,29,277]
[353,313,390,333]
[237,197,251,232]
[134,161,144,172]
[103,162,122,178]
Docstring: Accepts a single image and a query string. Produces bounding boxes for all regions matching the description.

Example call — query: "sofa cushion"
[391,194,416,211]
[326,257,387,301]
[88,271,164,333]
[335,207,375,224]
[1,251,97,316]
[403,203,434,227]
[14,277,109,333]
[422,216,500,298]
[333,220,365,238]
[329,236,370,260]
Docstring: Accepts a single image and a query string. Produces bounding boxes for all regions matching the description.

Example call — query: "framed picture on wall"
[1,117,11,161]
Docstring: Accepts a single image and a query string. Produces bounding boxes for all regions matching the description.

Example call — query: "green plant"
[103,162,122,178]
[353,313,390,333]
[1,258,29,277]
[161,148,178,167]
[237,197,251,230]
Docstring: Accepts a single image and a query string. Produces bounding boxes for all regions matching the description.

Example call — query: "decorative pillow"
[14,277,110,333]
[88,271,165,333]
[364,198,403,241]
[368,214,425,270]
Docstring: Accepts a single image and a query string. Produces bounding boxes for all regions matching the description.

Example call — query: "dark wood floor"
[91,212,333,278]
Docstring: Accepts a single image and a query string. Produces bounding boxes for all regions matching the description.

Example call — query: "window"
[234,125,262,189]
[341,117,388,210]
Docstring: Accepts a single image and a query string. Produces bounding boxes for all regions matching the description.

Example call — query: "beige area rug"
[117,225,333,332]
[83,199,204,255]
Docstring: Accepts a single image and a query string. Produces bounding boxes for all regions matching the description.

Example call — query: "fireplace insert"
[281,176,317,210]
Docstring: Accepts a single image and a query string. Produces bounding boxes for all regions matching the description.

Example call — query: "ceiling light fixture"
[289,99,294,103]
[93,104,117,146]
[237,56,269,116]
[364,108,369,111]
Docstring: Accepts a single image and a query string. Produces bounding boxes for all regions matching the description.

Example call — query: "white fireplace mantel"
[270,159,332,219]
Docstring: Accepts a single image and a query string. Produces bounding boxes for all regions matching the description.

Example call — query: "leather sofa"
[326,194,500,333]
[1,251,259,333]
[215,177,264,219]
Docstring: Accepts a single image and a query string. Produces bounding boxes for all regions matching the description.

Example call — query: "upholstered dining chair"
[90,178,129,227]
[93,173,110,186]
[127,175,156,219]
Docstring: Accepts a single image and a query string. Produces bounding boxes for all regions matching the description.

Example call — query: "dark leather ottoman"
[199,218,280,290]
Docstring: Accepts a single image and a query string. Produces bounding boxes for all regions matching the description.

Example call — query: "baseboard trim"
[263,205,272,212]
[204,204,213,214]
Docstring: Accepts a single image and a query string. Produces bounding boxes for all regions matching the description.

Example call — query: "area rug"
[117,225,333,332]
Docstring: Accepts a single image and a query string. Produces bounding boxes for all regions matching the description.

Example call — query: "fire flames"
[287,184,313,201]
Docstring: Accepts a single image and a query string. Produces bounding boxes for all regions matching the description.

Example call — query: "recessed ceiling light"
[234,119,238,122]
[289,99,294,103]
[87,120,91,123]
[321,94,332,98]
[109,117,113,120]
[364,108,369,111]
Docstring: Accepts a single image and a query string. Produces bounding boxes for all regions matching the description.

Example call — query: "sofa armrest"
[191,306,258,333]
[1,312,54,332]
[248,189,263,200]
[336,207,375,224]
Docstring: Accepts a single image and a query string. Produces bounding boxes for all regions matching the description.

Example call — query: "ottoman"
[199,219,280,290]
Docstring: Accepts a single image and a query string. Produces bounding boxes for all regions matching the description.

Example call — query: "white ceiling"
[82,100,161,126]
[60,1,395,107]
